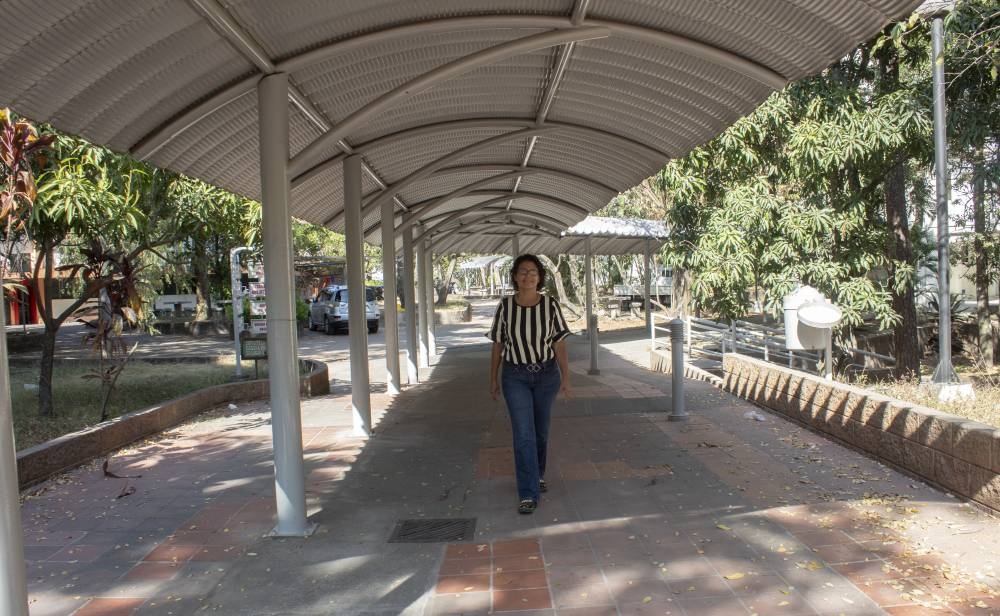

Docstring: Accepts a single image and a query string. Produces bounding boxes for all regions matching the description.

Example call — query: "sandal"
[539,479,548,493]
[518,499,537,515]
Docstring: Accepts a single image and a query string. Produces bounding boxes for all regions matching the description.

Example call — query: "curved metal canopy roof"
[0,0,923,253]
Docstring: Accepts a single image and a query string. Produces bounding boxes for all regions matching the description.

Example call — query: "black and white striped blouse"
[487,294,571,364]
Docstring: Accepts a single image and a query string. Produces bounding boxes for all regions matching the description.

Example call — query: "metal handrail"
[649,313,879,378]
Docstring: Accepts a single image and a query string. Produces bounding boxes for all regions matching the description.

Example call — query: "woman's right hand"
[490,380,500,401]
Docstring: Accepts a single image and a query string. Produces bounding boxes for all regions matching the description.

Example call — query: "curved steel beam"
[288,27,612,178]
[292,119,534,187]
[423,164,618,196]
[393,190,587,241]
[133,15,785,162]
[431,211,566,254]
[324,126,561,227]
[428,206,568,237]
[363,172,528,238]
[299,119,665,207]
[429,213,564,252]
[357,162,615,228]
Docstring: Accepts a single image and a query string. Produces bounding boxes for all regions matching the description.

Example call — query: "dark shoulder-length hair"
[509,254,546,291]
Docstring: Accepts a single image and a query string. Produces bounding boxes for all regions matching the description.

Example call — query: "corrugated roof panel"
[293,29,543,129]
[587,0,887,79]
[516,175,615,213]
[358,62,553,143]
[397,169,520,206]
[528,135,653,195]
[0,0,925,251]
[361,127,527,183]
[222,0,569,60]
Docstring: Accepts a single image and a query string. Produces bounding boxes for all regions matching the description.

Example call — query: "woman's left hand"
[560,381,572,399]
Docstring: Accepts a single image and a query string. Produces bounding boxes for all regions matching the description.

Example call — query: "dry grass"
[865,367,1000,430]
[9,359,243,450]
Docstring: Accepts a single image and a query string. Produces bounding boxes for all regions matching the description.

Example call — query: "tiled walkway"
[18,328,1000,615]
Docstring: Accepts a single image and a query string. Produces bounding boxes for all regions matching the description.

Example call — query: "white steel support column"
[416,237,430,368]
[644,240,652,333]
[0,304,28,615]
[511,234,520,259]
[585,237,600,375]
[344,154,372,435]
[258,73,310,537]
[424,240,437,359]
[585,238,594,336]
[403,228,419,383]
[380,200,401,395]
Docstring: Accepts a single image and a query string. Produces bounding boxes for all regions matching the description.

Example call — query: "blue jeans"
[501,359,561,502]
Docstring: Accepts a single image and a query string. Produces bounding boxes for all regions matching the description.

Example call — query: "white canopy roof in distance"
[446,215,668,255]
[0,0,923,252]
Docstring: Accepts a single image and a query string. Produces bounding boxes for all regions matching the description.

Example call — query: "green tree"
[25,133,193,416]
[293,218,344,257]
[620,16,936,376]
[0,109,55,297]
[168,179,261,319]
[946,0,1000,366]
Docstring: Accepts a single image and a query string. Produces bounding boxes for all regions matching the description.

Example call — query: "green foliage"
[623,13,946,329]
[293,218,345,256]
[295,298,310,323]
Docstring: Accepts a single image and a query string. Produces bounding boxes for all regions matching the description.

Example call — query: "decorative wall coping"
[720,353,1000,513]
[16,358,329,490]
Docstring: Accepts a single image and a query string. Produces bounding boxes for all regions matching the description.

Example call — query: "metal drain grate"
[388,518,476,543]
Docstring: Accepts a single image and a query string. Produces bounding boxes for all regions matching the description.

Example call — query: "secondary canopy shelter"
[0,2,924,611]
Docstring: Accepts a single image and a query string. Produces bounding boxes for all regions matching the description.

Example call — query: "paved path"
[15,305,1000,615]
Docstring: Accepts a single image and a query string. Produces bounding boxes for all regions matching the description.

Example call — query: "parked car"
[308,285,379,334]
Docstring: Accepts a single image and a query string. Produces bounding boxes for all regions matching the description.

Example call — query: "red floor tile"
[142,544,202,562]
[493,588,552,611]
[493,553,545,572]
[122,562,181,581]
[493,569,548,590]
[73,597,147,616]
[492,537,541,557]
[444,542,491,560]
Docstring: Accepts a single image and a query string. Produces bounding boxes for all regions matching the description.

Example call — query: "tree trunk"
[672,267,692,318]
[37,326,57,417]
[885,150,920,377]
[435,254,457,305]
[878,48,920,378]
[973,151,993,365]
[539,254,580,318]
[566,256,584,306]
[193,236,211,320]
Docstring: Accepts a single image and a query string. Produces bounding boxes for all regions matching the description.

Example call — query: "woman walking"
[488,254,572,514]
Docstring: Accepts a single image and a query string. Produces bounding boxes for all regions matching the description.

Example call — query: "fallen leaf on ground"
[797,561,825,571]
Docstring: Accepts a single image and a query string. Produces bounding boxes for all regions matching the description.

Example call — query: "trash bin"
[783,286,832,350]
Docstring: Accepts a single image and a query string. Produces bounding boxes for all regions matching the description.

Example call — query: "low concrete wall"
[436,304,472,325]
[720,353,1000,512]
[16,359,329,490]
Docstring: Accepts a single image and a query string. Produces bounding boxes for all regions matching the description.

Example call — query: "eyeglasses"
[516,269,539,276]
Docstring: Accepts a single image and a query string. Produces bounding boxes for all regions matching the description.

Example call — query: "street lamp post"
[926,2,959,386]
